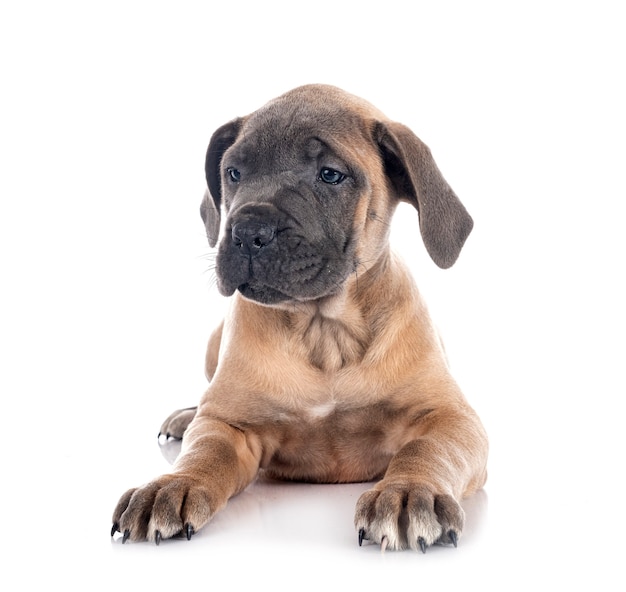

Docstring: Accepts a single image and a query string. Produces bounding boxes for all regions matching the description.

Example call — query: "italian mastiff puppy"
[111,84,488,552]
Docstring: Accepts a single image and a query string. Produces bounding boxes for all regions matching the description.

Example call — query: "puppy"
[111,84,488,552]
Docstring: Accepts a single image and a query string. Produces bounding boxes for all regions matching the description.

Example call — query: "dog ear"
[375,121,473,268]
[202,118,243,247]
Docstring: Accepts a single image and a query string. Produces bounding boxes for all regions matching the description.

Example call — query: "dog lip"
[237,282,290,305]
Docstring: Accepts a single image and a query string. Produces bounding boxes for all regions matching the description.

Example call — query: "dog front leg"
[112,417,261,543]
[354,406,488,552]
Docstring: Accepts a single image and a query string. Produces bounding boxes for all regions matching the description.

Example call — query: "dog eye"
[319,167,345,185]
[226,167,241,182]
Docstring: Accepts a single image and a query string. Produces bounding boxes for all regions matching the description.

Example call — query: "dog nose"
[231,221,275,255]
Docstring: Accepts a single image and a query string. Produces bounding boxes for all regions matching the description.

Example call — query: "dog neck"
[290,291,370,372]
[231,251,409,374]
[285,251,396,372]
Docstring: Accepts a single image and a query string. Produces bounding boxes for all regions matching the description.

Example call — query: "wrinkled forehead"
[232,96,375,166]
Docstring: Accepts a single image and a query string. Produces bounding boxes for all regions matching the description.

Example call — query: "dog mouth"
[216,250,352,306]
[232,261,348,306]
[236,282,292,305]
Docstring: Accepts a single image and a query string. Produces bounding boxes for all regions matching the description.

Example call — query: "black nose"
[231,221,275,255]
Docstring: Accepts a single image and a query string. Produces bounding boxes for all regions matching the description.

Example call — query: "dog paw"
[354,483,464,552]
[111,474,215,544]
[158,407,197,440]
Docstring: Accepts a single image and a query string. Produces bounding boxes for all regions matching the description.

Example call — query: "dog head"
[201,84,472,306]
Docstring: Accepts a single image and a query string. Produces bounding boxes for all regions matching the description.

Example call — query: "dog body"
[112,85,488,551]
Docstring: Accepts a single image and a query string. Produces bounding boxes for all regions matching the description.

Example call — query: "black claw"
[418,536,427,554]
[155,530,162,546]
[185,524,194,541]
[448,530,458,548]
[111,523,119,537]
[122,529,130,544]
[358,527,366,547]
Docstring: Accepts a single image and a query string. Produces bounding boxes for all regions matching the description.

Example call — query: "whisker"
[196,251,219,291]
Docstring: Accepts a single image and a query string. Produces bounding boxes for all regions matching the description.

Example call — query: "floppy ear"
[201,118,243,247]
[375,121,473,268]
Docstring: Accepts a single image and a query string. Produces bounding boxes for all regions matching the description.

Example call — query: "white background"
[1,0,624,589]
